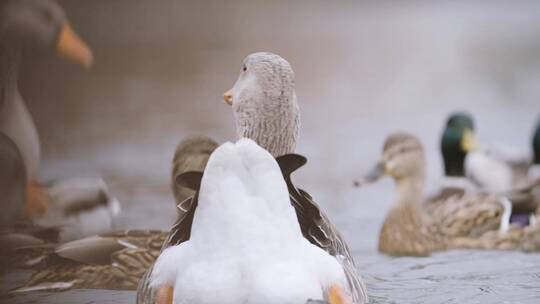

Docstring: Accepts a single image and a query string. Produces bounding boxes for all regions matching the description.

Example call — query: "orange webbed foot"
[325,284,352,304]
[25,180,49,217]
[154,284,173,304]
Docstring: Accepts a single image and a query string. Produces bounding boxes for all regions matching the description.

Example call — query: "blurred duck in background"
[10,137,214,292]
[0,0,119,248]
[440,112,540,226]
[138,52,368,304]
[170,136,218,216]
[10,230,167,292]
[441,112,539,192]
[530,119,540,180]
[355,133,540,256]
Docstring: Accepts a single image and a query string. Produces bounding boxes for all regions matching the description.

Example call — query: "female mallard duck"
[357,132,540,256]
[170,136,218,215]
[11,229,167,292]
[138,52,367,304]
[149,139,354,304]
[1,0,93,221]
[8,137,217,291]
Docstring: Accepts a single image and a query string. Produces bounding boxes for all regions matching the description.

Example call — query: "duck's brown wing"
[11,230,167,292]
[429,192,503,239]
[277,154,368,304]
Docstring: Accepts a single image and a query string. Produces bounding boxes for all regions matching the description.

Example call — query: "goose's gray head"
[223,52,300,157]
[0,0,92,68]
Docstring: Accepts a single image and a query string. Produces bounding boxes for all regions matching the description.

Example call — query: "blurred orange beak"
[56,23,93,69]
[223,90,233,106]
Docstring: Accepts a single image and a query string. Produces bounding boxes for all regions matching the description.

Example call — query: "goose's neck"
[0,40,21,104]
[235,94,300,157]
[0,39,41,178]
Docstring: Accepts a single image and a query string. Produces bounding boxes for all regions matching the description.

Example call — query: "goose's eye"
[242,65,247,72]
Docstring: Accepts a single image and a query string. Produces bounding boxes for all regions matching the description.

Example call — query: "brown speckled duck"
[9,137,217,292]
[11,230,167,292]
[170,136,218,215]
[356,132,540,256]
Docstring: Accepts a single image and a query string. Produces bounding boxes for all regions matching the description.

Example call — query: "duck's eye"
[242,65,247,72]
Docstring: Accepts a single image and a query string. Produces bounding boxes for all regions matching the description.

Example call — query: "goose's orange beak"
[326,284,352,304]
[223,90,233,106]
[56,23,93,69]
[154,285,173,304]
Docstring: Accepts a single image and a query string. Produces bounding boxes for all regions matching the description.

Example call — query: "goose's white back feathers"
[150,139,346,304]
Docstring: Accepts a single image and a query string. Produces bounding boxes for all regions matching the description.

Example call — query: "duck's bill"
[460,128,479,152]
[154,285,173,304]
[354,162,386,187]
[56,23,93,69]
[223,90,233,105]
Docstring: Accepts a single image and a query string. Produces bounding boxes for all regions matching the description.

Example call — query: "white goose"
[138,52,367,304]
[150,139,353,304]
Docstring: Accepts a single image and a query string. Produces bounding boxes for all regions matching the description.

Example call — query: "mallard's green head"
[441,112,477,177]
[533,119,540,164]
[445,112,474,130]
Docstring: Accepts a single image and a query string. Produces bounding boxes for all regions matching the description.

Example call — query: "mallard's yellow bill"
[460,128,479,152]
[56,23,93,69]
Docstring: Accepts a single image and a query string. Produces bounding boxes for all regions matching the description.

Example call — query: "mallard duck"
[441,112,538,192]
[138,52,367,304]
[356,132,540,256]
[0,134,26,227]
[148,139,354,304]
[530,119,540,180]
[10,229,167,292]
[170,136,218,215]
[441,113,540,226]
[8,137,215,291]
[0,0,93,221]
